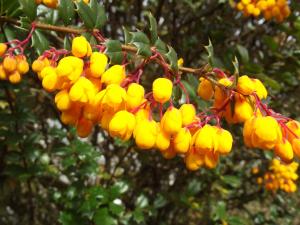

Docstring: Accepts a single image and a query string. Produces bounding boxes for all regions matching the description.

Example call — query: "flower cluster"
[198,72,300,163]
[236,0,291,22]
[0,43,29,83]
[256,159,298,193]
[35,0,89,8]
[32,35,235,171]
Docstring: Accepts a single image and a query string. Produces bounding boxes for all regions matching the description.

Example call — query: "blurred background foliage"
[1,0,300,224]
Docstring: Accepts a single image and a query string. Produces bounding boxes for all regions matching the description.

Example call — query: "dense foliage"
[1,1,300,225]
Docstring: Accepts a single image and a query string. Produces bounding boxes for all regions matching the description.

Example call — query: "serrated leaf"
[105,39,123,64]
[93,208,117,225]
[31,30,50,55]
[130,31,152,57]
[59,0,75,25]
[236,44,249,63]
[205,39,214,67]
[154,38,167,54]
[166,45,178,71]
[19,17,31,29]
[76,1,95,29]
[123,26,132,44]
[90,0,106,29]
[147,12,158,44]
[18,0,36,21]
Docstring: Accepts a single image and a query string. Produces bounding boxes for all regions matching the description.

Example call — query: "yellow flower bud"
[173,128,191,154]
[3,56,17,73]
[126,83,145,110]
[8,71,21,84]
[55,90,72,111]
[274,139,293,163]
[102,84,127,111]
[71,36,92,58]
[179,104,196,126]
[197,78,214,100]
[134,119,157,149]
[42,67,58,92]
[109,110,136,141]
[161,107,182,135]
[253,79,267,99]
[233,97,254,123]
[89,52,108,77]
[155,124,170,151]
[152,78,173,104]
[237,75,255,95]
[101,65,126,85]
[215,128,233,155]
[17,59,29,75]
[252,116,282,149]
[193,125,216,153]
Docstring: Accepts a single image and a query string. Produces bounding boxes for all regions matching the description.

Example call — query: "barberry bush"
[1,0,300,225]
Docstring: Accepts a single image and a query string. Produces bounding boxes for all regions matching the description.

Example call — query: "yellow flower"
[3,56,17,73]
[215,128,233,155]
[155,125,170,151]
[41,66,58,92]
[88,52,108,78]
[134,119,157,149]
[109,110,136,141]
[173,128,191,154]
[8,71,21,84]
[179,104,196,126]
[101,65,126,85]
[126,83,145,110]
[197,78,214,100]
[193,125,216,153]
[55,90,72,111]
[237,75,255,95]
[101,84,127,111]
[152,78,173,104]
[161,107,182,135]
[42,0,58,8]
[274,139,294,163]
[71,36,92,58]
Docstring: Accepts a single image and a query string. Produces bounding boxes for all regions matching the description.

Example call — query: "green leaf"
[166,45,178,71]
[19,17,31,30]
[236,44,249,64]
[18,0,37,21]
[63,36,72,51]
[76,1,95,29]
[130,31,152,57]
[31,30,50,55]
[93,208,117,225]
[135,194,149,208]
[90,0,106,29]
[154,38,167,54]
[105,39,123,64]
[227,216,245,225]
[123,26,133,44]
[222,175,241,188]
[214,201,227,221]
[133,208,144,223]
[205,39,214,67]
[147,12,158,44]
[109,202,125,216]
[59,0,75,25]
